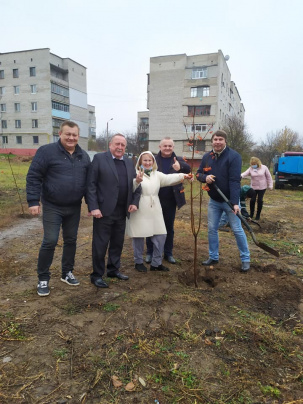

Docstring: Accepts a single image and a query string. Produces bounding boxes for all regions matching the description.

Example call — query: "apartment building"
[0,48,94,155]
[144,50,244,157]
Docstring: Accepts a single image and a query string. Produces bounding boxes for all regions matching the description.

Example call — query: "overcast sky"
[2,0,302,143]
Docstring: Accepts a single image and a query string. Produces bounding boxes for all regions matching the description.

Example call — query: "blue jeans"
[37,203,81,281]
[207,199,250,262]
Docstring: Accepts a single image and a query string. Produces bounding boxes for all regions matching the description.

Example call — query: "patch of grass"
[258,382,281,398]
[0,156,30,227]
[0,320,26,340]
[53,348,68,360]
[103,303,120,312]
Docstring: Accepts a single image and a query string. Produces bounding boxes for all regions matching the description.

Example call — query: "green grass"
[0,155,31,226]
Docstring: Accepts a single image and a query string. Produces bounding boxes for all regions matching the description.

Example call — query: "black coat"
[155,151,191,209]
[86,151,141,218]
[26,140,91,207]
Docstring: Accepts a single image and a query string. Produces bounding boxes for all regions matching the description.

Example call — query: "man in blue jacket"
[146,137,191,264]
[26,121,91,296]
[196,130,250,272]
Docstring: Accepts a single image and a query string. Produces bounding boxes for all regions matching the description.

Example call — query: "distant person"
[145,137,190,264]
[26,121,91,297]
[241,157,273,220]
[86,134,141,288]
[196,130,250,272]
[219,185,256,231]
[127,151,192,272]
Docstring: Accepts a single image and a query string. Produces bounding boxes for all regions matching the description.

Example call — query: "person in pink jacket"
[241,157,273,220]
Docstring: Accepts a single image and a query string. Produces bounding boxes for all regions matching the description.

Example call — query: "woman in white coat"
[127,151,191,272]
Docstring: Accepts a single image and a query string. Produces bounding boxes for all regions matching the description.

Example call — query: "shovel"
[213,183,279,257]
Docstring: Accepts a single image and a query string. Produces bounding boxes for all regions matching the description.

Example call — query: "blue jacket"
[26,140,91,207]
[155,151,191,209]
[196,146,242,205]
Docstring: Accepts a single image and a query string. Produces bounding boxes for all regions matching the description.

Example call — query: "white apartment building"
[0,48,94,155]
[144,50,244,158]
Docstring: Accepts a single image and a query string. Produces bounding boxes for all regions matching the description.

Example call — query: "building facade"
[145,50,244,158]
[0,48,94,155]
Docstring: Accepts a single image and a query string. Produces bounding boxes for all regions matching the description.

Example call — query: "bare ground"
[0,188,303,404]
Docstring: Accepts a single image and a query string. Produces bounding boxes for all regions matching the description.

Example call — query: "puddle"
[0,217,42,248]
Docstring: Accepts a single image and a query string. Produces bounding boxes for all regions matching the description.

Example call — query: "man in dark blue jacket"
[26,121,91,296]
[196,130,250,272]
[146,137,191,264]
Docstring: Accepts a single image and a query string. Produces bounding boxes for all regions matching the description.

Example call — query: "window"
[52,118,64,128]
[30,84,37,94]
[52,101,69,112]
[188,124,208,133]
[33,135,39,144]
[191,86,209,97]
[15,120,21,128]
[51,82,69,97]
[32,119,38,128]
[2,136,8,144]
[192,67,207,79]
[0,103,6,112]
[31,102,37,112]
[13,68,19,78]
[29,67,36,77]
[0,87,5,95]
[16,135,22,144]
[1,120,7,129]
[188,105,211,116]
[15,103,21,112]
[0,70,4,79]
[14,85,20,95]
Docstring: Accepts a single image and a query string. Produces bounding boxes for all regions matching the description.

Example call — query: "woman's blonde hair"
[250,157,261,168]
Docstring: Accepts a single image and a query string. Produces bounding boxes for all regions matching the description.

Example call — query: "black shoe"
[145,254,152,263]
[91,278,109,288]
[202,258,219,266]
[150,264,170,272]
[164,255,176,264]
[107,272,129,280]
[240,262,250,272]
[135,263,147,272]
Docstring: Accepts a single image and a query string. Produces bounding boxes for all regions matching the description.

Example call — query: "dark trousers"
[37,204,81,281]
[91,209,126,280]
[146,201,176,257]
[250,189,266,216]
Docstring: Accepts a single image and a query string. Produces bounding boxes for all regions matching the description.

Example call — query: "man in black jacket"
[146,137,191,264]
[86,134,142,288]
[26,121,91,296]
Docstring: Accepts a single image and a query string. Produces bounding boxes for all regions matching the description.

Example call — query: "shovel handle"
[212,183,253,233]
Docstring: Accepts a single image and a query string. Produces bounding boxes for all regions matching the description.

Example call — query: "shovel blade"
[257,242,280,257]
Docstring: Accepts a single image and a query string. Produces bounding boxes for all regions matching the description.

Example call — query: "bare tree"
[222,115,255,161]
[274,126,303,153]
[253,132,279,169]
[253,127,303,169]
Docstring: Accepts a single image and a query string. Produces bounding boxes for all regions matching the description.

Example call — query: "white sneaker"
[37,280,50,296]
[61,271,80,286]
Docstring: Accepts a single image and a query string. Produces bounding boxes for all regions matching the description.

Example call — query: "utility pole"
[106,118,113,150]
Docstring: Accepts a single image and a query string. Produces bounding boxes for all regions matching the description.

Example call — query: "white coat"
[126,151,186,238]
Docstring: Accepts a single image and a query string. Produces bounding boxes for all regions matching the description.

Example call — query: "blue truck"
[273,151,303,189]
